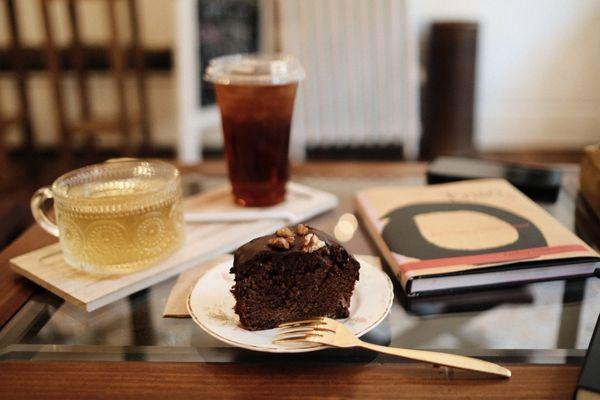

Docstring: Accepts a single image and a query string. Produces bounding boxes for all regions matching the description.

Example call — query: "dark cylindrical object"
[420,22,478,160]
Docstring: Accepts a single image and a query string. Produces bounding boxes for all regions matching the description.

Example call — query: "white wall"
[407,0,600,151]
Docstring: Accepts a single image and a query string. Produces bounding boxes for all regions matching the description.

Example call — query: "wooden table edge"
[0,361,581,399]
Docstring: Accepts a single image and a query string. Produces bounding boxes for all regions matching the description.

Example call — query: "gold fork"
[275,317,511,378]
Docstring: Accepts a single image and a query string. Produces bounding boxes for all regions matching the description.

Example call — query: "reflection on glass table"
[0,174,598,364]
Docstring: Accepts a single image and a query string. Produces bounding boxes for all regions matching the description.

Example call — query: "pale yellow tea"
[56,178,184,274]
[31,160,185,275]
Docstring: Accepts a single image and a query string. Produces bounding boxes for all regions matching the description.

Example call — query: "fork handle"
[357,342,511,378]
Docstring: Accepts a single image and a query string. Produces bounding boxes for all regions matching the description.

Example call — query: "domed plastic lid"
[204,54,305,85]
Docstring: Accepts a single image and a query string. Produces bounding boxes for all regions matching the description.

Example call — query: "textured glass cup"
[31,160,185,275]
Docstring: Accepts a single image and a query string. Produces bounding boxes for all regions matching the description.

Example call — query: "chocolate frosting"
[233,226,338,267]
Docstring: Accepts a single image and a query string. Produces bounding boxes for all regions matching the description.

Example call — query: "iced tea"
[214,83,298,206]
[204,54,304,207]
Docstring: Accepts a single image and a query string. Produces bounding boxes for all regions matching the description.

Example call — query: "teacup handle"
[31,187,60,237]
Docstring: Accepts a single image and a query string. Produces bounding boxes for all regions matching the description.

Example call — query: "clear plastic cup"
[205,54,305,207]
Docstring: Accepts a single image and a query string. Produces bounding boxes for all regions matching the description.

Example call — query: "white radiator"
[278,0,415,158]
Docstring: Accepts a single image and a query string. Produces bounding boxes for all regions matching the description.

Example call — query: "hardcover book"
[355,179,600,296]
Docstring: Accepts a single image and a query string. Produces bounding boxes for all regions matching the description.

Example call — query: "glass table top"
[1,171,599,364]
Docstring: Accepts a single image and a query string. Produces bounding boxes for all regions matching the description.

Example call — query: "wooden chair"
[39,0,151,160]
[0,0,35,186]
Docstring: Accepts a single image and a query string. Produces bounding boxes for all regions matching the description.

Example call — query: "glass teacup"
[31,159,185,275]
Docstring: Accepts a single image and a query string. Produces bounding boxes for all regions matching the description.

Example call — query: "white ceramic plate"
[187,257,394,353]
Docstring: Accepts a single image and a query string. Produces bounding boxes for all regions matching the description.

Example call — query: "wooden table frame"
[0,162,582,399]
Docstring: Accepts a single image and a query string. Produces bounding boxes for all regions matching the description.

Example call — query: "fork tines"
[274,317,335,344]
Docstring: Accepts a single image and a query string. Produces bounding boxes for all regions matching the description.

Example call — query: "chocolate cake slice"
[230,225,360,330]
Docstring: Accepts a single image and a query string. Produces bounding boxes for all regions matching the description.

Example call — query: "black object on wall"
[420,21,478,160]
[198,0,259,107]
